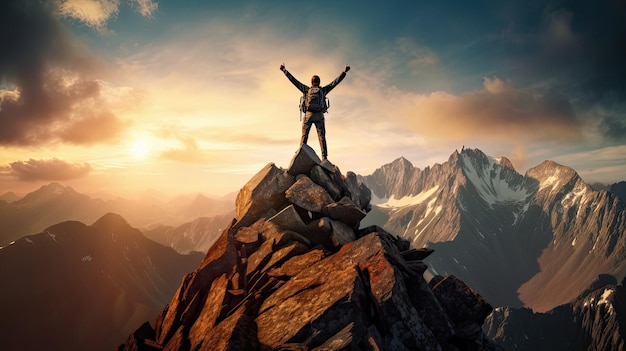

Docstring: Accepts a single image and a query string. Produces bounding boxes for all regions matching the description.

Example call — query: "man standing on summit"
[280,63,350,160]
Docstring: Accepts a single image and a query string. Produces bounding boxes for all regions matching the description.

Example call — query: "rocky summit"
[119,145,501,351]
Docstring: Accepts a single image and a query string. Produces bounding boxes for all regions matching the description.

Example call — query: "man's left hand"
[344,65,351,73]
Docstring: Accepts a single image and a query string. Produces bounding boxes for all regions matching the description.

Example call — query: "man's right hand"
[280,64,285,72]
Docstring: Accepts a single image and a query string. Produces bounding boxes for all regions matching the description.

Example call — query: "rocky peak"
[496,156,515,171]
[526,160,579,185]
[119,145,500,351]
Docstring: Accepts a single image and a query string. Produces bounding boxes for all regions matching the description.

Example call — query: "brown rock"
[196,307,259,351]
[306,217,335,250]
[328,218,357,247]
[235,163,294,229]
[310,165,342,201]
[285,176,335,213]
[155,228,238,344]
[268,205,309,234]
[323,196,366,228]
[287,144,321,176]
[188,274,230,350]
[268,249,327,278]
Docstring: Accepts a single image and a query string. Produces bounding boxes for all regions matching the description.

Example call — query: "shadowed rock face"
[119,145,500,351]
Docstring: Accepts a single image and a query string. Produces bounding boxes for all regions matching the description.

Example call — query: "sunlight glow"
[131,139,150,159]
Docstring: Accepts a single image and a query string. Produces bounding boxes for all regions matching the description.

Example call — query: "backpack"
[300,86,329,113]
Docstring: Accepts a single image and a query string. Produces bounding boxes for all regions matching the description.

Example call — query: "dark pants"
[301,112,327,159]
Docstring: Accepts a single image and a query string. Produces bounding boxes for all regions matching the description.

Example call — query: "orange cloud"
[395,77,582,144]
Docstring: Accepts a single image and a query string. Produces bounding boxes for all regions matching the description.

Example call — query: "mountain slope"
[361,148,626,311]
[0,213,202,351]
[142,211,235,254]
[484,274,626,350]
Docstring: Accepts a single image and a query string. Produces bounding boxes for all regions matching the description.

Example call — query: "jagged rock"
[196,307,259,351]
[306,217,336,250]
[268,205,309,234]
[154,226,238,345]
[401,247,435,261]
[288,144,321,176]
[235,163,294,229]
[323,196,366,228]
[328,218,357,247]
[268,248,327,279]
[234,226,261,254]
[188,274,230,350]
[431,275,493,340]
[120,150,499,351]
[310,165,343,201]
[117,322,160,351]
[285,176,334,213]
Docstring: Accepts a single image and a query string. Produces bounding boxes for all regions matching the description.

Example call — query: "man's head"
[311,75,320,86]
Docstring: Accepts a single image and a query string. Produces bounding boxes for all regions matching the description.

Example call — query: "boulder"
[323,196,367,228]
[285,176,334,213]
[267,205,309,234]
[235,163,294,229]
[287,144,321,176]
[328,218,357,248]
[310,165,342,201]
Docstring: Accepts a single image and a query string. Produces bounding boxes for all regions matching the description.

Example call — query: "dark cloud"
[9,158,91,181]
[599,115,626,141]
[498,1,626,102]
[0,0,124,146]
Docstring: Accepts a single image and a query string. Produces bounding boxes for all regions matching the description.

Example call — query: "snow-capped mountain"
[0,213,202,351]
[361,148,626,311]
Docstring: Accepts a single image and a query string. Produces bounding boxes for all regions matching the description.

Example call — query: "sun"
[131,139,150,159]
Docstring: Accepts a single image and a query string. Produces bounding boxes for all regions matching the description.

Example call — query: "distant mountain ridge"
[142,211,235,254]
[0,182,233,246]
[361,148,626,312]
[0,213,202,351]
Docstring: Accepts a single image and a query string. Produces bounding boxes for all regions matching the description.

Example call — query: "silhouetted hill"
[0,213,202,351]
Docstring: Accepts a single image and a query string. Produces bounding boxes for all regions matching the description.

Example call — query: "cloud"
[58,0,158,28]
[9,158,92,181]
[157,127,208,164]
[347,76,582,148]
[599,115,626,142]
[59,0,120,28]
[0,0,130,147]
[131,0,158,18]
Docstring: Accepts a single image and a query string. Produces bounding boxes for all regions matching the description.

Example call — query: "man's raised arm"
[280,64,307,93]
[323,65,351,94]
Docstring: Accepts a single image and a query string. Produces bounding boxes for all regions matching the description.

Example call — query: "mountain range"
[0,213,203,351]
[0,182,233,247]
[2,146,625,350]
[361,147,626,313]
[119,144,501,350]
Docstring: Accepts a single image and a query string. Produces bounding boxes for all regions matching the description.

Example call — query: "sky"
[1,0,625,198]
